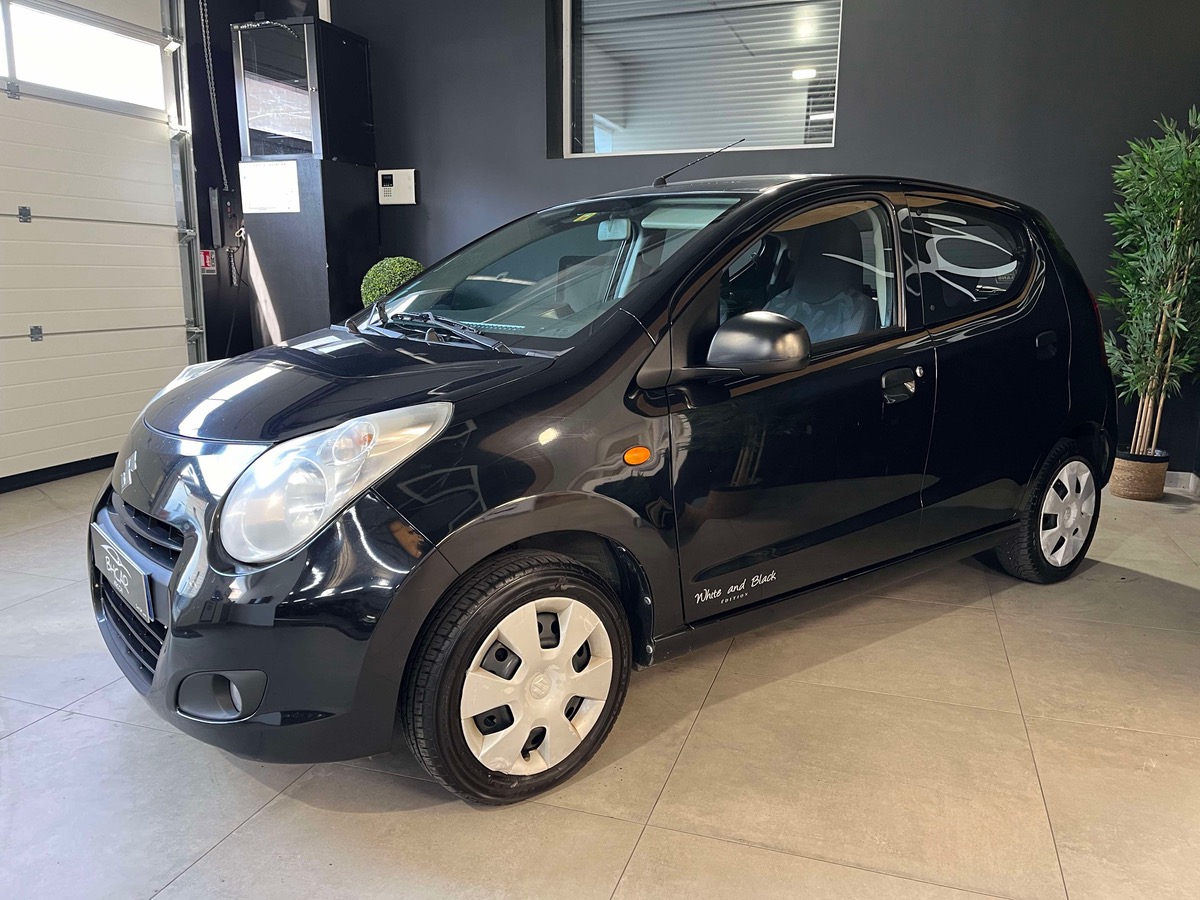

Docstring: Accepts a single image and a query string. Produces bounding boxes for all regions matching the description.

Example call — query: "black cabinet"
[231,17,379,345]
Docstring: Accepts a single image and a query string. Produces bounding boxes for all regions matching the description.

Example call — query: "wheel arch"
[1065,420,1114,487]
[419,492,679,672]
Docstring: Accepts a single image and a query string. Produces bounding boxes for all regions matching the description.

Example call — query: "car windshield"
[369,196,742,350]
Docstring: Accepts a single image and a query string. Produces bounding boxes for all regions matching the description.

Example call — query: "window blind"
[569,0,842,155]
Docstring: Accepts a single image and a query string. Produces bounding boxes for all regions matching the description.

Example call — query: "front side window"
[372,196,742,351]
[565,0,842,155]
[717,200,898,347]
[908,199,1031,325]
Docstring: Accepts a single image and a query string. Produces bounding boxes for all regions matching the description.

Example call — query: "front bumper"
[88,421,458,763]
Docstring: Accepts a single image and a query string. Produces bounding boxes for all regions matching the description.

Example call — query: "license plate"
[91,523,154,623]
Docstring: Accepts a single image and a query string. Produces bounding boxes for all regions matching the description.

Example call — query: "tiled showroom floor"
[2,470,1200,899]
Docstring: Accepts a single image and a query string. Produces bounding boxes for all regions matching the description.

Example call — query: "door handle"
[1035,330,1057,361]
[882,367,917,404]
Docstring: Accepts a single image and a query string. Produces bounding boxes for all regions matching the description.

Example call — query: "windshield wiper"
[382,311,513,354]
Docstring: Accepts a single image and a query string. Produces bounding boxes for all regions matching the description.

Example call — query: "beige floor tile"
[0,711,307,898]
[0,579,121,707]
[0,569,75,612]
[65,675,178,733]
[873,559,995,608]
[158,764,642,900]
[722,595,1019,712]
[1028,717,1200,900]
[999,613,1200,737]
[614,826,989,899]
[0,514,90,580]
[34,470,109,513]
[1088,511,1196,568]
[538,661,717,822]
[989,559,1200,633]
[649,673,1063,900]
[664,636,733,671]
[0,695,55,739]
[0,486,79,539]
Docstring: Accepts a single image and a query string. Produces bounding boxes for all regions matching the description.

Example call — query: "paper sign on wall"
[239,160,301,214]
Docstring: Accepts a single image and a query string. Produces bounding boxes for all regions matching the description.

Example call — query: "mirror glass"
[597,218,632,241]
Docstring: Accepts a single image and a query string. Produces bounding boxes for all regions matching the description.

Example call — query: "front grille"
[99,579,166,691]
[109,494,184,569]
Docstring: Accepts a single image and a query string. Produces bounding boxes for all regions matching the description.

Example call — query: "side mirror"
[706,311,811,376]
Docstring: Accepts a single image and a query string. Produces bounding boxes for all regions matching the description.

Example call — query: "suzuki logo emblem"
[120,451,137,491]
[529,673,551,700]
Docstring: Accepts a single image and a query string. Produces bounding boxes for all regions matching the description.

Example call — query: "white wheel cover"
[459,596,614,776]
[1039,459,1096,567]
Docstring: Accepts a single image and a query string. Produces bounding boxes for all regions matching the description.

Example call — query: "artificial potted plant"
[1101,109,1200,501]
[361,256,424,307]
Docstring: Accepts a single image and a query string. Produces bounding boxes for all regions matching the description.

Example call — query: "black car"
[88,175,1115,803]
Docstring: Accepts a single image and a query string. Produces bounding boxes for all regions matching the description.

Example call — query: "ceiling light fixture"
[792,67,817,80]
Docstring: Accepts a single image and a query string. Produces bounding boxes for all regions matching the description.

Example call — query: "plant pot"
[1109,450,1170,501]
[705,482,762,519]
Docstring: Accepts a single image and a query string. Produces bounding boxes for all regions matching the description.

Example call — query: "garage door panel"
[2,263,182,290]
[0,307,184,335]
[1,94,171,146]
[0,175,175,226]
[2,437,128,480]
[0,126,168,168]
[1,238,179,269]
[1,327,186,367]
[0,364,183,410]
[0,0,190,478]
[0,141,174,188]
[1,217,179,248]
[0,410,155,478]
[0,284,185,314]
[0,190,175,226]
[0,385,162,434]
[1,346,185,391]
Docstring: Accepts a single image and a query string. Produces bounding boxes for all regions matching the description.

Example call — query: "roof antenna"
[653,138,745,187]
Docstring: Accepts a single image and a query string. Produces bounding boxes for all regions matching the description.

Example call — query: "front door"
[668,197,936,622]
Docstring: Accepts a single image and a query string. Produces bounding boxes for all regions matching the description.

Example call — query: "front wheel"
[401,551,631,804]
[994,440,1101,584]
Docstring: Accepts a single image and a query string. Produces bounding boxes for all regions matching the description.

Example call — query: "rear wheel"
[994,440,1100,584]
[401,551,631,804]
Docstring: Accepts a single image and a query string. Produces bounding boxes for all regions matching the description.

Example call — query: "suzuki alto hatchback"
[89,176,1116,803]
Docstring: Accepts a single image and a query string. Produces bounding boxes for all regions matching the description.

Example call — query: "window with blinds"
[565,0,842,156]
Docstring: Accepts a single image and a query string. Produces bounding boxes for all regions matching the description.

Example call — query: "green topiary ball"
[361,256,424,307]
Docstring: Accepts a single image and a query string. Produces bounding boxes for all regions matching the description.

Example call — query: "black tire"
[401,550,632,804]
[993,439,1101,584]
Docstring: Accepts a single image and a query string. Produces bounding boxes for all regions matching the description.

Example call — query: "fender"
[436,491,683,656]
[362,490,681,697]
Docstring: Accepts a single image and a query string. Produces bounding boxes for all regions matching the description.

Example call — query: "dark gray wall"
[336,0,1200,470]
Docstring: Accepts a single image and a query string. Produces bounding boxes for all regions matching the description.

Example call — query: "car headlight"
[219,402,454,564]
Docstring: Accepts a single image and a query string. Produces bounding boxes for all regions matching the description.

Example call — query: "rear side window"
[908,199,1030,325]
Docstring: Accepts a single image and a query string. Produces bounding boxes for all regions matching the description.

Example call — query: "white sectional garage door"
[0,0,193,479]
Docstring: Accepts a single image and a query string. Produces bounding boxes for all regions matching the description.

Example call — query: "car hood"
[144,327,554,443]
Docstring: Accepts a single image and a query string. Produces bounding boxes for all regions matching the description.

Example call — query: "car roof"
[592,174,1027,212]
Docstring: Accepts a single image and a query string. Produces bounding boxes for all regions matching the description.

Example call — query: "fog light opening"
[214,674,242,716]
[227,679,243,714]
[176,669,267,723]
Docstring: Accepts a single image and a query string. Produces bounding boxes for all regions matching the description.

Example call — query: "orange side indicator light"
[623,445,652,466]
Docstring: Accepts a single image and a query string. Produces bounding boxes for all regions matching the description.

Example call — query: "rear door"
[906,194,1071,545]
